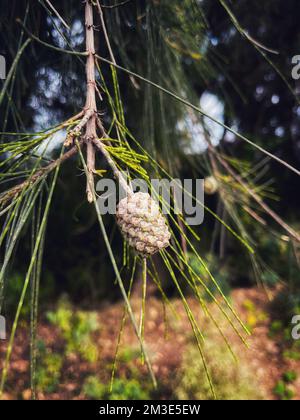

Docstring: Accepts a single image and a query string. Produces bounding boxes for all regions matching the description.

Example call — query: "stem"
[96,0,117,65]
[0,39,31,107]
[139,258,147,364]
[92,136,132,195]
[84,0,97,203]
[86,3,132,197]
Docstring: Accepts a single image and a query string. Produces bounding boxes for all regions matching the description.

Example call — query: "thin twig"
[96,0,117,65]
[0,39,31,107]
[16,19,87,57]
[92,135,132,195]
[213,148,300,242]
[100,0,132,9]
[64,109,92,146]
[44,0,70,30]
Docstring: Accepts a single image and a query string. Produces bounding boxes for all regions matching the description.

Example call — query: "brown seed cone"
[116,192,171,257]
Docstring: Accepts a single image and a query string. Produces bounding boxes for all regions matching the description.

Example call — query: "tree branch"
[0,139,85,205]
[84,0,97,203]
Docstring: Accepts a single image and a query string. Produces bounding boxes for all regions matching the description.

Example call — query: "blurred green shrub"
[269,320,284,337]
[273,380,295,400]
[174,341,263,400]
[117,347,141,364]
[282,370,297,383]
[83,376,106,399]
[36,340,63,393]
[242,299,267,332]
[83,376,150,400]
[46,297,99,362]
[283,339,300,361]
[110,378,150,400]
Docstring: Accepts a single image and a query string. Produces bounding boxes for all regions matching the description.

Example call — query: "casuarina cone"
[116,192,171,257]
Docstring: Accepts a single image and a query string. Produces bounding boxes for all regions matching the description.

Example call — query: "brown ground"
[0,286,300,400]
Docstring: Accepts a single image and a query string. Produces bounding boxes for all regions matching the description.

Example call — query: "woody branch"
[84,0,97,203]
